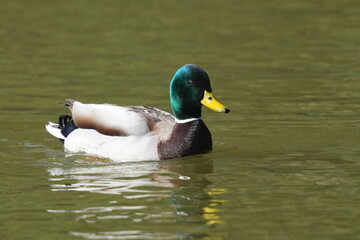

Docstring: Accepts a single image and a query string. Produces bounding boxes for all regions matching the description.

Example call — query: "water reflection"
[70,230,172,240]
[47,156,226,239]
[48,160,175,196]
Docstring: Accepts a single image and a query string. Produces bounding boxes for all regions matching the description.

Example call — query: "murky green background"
[1,0,360,239]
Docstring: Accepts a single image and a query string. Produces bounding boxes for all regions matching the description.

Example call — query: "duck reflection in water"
[47,155,227,238]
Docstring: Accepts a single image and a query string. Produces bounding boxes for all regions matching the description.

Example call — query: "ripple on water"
[47,162,177,196]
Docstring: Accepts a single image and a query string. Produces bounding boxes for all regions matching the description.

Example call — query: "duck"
[45,64,230,161]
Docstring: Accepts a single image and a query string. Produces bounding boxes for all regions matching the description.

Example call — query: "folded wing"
[67,100,175,137]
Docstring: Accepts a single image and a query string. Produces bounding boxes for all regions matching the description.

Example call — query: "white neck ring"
[175,117,201,124]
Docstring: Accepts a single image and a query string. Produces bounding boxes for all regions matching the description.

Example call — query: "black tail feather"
[58,115,78,139]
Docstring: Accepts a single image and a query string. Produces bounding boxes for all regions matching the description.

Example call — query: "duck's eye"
[188,79,195,86]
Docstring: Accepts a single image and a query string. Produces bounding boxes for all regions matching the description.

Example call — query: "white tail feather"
[45,122,65,139]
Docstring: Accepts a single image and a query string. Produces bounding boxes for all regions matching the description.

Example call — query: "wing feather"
[69,101,175,137]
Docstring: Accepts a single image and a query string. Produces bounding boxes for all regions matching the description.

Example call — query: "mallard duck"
[46,64,230,161]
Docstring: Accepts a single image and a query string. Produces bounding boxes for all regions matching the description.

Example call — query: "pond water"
[1,0,360,239]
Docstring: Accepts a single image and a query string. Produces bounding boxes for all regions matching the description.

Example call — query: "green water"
[1,0,360,239]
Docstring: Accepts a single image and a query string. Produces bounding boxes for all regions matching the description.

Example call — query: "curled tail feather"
[45,115,78,143]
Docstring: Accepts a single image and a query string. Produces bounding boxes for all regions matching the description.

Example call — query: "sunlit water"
[1,0,360,239]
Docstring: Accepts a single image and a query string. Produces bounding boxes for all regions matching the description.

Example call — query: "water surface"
[1,0,360,239]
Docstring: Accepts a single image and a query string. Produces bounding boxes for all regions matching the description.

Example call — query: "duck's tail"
[46,122,66,140]
[45,115,78,143]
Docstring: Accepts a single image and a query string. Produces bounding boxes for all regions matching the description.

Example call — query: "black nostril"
[208,97,212,100]
[225,108,230,113]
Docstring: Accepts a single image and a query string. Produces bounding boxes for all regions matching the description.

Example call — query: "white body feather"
[64,129,160,162]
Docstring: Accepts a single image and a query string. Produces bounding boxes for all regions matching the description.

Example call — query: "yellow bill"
[201,90,230,113]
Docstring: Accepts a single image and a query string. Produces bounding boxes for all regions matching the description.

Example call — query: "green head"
[169,64,230,120]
